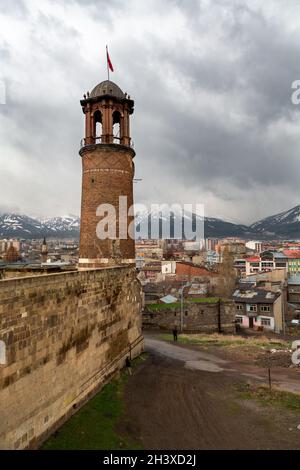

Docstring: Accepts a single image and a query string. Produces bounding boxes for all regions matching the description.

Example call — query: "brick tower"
[41,237,48,264]
[78,80,136,269]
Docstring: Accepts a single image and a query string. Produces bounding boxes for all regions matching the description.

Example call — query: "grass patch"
[234,382,300,414]
[147,303,181,311]
[147,297,220,312]
[159,333,291,351]
[41,355,146,450]
[159,333,210,345]
[189,297,220,303]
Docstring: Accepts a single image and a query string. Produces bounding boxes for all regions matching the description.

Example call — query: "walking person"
[125,356,132,375]
[172,326,178,342]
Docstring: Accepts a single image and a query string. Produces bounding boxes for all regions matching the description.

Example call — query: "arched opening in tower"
[94,110,102,143]
[112,110,121,144]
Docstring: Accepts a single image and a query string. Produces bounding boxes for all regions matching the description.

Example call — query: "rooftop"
[283,250,300,258]
[233,288,280,304]
[90,80,125,99]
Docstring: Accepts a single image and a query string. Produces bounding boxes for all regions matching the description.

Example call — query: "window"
[249,305,257,312]
[94,110,102,141]
[260,305,270,313]
[0,340,6,365]
[261,317,271,326]
[235,316,243,324]
[236,304,243,311]
[112,110,121,143]
[261,262,273,267]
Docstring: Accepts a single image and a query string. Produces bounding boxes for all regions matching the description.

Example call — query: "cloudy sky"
[1,0,300,224]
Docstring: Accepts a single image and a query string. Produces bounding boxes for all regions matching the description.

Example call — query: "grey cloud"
[0,0,28,17]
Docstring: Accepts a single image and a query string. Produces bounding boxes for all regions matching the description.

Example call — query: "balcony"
[80,136,134,149]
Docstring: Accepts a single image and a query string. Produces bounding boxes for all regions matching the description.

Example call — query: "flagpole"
[106,45,109,81]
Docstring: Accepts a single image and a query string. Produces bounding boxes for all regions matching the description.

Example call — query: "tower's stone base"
[0,266,143,449]
[79,144,136,263]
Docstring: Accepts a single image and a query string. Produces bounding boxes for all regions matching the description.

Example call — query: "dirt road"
[123,335,300,449]
[145,336,300,393]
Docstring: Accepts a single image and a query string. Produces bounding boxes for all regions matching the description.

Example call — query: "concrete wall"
[143,300,235,333]
[0,266,143,449]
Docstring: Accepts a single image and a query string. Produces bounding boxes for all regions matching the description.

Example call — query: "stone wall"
[0,266,143,449]
[143,300,235,333]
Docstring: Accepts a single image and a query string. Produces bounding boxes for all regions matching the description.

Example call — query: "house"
[138,261,164,283]
[245,240,263,253]
[233,287,283,332]
[161,260,176,275]
[175,261,217,281]
[216,241,246,262]
[288,275,300,307]
[283,250,300,275]
[205,238,219,251]
[142,281,183,306]
[234,258,246,273]
[206,250,220,265]
[245,251,287,275]
[135,241,163,260]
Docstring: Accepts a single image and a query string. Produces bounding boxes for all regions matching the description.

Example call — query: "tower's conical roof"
[90,80,125,99]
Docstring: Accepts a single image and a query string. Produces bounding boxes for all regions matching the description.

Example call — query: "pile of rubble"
[256,349,293,368]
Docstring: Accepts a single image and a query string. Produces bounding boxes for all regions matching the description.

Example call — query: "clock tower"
[78,80,136,269]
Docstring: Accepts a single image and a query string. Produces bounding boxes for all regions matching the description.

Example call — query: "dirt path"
[146,336,300,394]
[123,336,300,449]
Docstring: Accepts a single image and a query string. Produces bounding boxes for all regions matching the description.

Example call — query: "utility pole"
[218,297,222,333]
[282,279,287,335]
[268,367,272,391]
[180,284,184,332]
[180,281,191,332]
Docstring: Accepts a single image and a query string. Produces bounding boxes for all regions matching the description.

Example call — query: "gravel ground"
[122,336,300,449]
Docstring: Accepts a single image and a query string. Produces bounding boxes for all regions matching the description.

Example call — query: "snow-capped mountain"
[204,216,253,238]
[0,213,80,239]
[250,205,300,238]
[1,205,300,239]
[41,215,80,235]
[135,207,254,239]
[0,214,45,238]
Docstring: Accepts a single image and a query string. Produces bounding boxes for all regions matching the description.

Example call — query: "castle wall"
[0,266,143,449]
[143,300,235,333]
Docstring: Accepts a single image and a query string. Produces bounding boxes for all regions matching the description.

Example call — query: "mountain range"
[1,205,300,240]
[0,214,80,239]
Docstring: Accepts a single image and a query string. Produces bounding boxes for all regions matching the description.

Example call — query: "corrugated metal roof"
[233,288,280,304]
[160,294,178,304]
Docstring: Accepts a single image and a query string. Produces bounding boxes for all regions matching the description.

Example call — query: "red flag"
[106,46,114,72]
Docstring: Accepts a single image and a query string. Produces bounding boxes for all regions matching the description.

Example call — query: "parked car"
[291,319,300,326]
